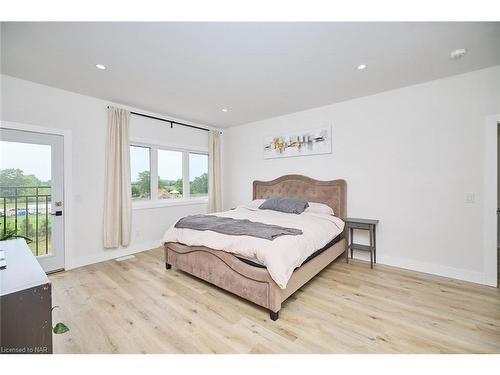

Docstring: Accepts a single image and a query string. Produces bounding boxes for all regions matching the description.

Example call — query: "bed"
[163,174,347,321]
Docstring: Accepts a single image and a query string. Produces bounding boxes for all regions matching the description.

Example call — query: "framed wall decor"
[263,126,332,159]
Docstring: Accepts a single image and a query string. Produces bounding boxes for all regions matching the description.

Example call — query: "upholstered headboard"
[253,175,347,219]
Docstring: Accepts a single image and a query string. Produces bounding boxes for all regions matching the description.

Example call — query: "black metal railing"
[0,186,52,256]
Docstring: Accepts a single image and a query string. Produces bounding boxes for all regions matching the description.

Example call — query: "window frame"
[130,138,208,209]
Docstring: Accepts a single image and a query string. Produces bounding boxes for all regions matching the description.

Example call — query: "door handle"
[51,210,63,216]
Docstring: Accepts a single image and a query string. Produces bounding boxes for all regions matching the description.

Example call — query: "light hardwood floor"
[50,247,500,353]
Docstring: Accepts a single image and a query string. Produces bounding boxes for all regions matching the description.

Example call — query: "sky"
[0,141,52,181]
[130,146,207,182]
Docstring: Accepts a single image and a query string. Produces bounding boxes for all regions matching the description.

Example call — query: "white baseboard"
[67,239,162,270]
[68,241,494,287]
[351,252,490,286]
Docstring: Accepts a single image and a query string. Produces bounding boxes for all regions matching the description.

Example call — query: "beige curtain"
[103,107,132,248]
[208,130,222,213]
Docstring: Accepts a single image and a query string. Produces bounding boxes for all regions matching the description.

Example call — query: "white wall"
[223,66,500,285]
[1,74,212,269]
[3,66,499,284]
[497,125,500,249]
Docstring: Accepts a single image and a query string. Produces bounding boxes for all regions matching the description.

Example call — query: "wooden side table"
[345,218,379,268]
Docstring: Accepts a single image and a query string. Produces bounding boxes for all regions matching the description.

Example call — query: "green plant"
[0,229,33,243]
[53,322,70,334]
[51,306,70,334]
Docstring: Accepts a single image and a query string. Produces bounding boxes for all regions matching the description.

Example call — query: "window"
[130,145,151,200]
[189,153,208,198]
[130,142,208,206]
[158,149,183,199]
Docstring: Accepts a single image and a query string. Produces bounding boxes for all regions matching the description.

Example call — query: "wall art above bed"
[263,126,332,159]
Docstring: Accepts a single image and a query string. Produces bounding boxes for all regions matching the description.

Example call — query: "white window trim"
[132,198,208,210]
[130,139,208,209]
[131,136,208,154]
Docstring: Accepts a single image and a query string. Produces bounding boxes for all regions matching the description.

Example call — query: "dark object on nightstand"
[345,218,379,269]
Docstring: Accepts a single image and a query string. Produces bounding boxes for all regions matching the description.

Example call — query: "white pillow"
[304,202,334,216]
[240,199,265,210]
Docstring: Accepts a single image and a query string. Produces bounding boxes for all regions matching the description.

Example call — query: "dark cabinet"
[0,239,52,354]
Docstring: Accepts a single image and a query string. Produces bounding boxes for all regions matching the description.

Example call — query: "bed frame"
[164,175,347,321]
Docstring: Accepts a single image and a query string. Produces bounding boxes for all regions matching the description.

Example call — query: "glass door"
[0,128,65,272]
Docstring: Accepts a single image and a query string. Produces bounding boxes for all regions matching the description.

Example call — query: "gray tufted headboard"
[253,175,347,219]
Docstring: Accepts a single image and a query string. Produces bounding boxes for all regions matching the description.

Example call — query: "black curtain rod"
[131,111,211,132]
[107,106,214,133]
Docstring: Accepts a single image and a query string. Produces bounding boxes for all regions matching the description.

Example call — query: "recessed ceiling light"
[357,64,367,70]
[450,48,467,60]
[95,64,106,70]
[221,108,228,112]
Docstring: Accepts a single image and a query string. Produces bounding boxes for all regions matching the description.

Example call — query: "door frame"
[0,120,73,271]
[483,114,500,287]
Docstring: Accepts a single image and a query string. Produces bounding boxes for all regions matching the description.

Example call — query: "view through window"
[158,149,183,199]
[0,141,52,256]
[130,145,151,200]
[189,153,208,197]
[130,144,208,203]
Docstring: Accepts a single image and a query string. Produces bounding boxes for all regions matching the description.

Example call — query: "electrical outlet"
[0,250,6,269]
[466,193,475,203]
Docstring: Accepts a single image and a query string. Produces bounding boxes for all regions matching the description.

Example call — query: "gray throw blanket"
[174,214,303,241]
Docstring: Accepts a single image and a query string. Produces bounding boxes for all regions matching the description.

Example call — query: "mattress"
[236,233,344,269]
[163,205,345,288]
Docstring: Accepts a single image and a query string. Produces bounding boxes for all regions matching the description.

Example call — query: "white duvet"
[162,204,345,289]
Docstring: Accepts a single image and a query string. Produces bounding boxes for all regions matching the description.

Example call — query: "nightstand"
[345,218,379,268]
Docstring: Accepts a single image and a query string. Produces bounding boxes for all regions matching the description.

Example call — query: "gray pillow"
[259,197,309,214]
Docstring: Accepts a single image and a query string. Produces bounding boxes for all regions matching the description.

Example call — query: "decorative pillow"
[304,202,334,216]
[258,197,309,214]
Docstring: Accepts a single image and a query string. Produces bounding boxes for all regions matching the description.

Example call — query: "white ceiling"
[2,22,500,127]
